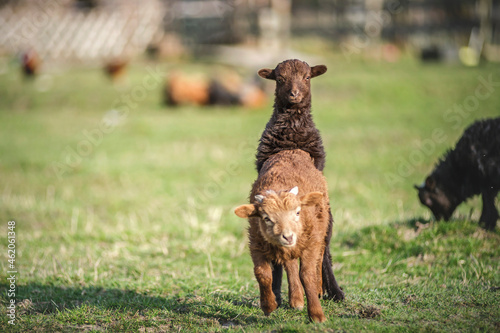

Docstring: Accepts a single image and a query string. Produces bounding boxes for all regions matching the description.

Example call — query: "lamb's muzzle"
[280,230,296,247]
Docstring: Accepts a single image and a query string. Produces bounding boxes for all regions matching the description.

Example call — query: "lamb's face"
[257,191,303,247]
[234,187,324,248]
[415,176,454,221]
[258,59,327,107]
[273,60,312,107]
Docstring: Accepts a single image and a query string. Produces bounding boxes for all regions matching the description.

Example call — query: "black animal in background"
[415,117,500,230]
[256,59,345,304]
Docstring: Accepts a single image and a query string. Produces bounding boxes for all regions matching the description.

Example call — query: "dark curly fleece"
[256,108,326,172]
[416,117,500,230]
[256,59,326,172]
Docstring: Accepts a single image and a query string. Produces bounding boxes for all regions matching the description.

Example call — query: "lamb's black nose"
[282,234,293,243]
[290,90,299,98]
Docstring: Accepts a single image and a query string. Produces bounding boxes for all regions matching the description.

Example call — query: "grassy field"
[0,55,499,332]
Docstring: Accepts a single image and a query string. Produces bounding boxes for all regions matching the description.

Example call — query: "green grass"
[0,55,499,332]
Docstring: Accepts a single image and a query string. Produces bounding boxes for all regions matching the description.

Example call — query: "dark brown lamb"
[235,149,331,323]
[256,59,344,303]
[256,59,327,172]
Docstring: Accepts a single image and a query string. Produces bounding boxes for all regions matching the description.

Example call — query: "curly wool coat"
[236,149,330,322]
[416,117,500,230]
[255,60,326,172]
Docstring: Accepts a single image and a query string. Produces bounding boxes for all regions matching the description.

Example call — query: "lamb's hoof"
[291,304,304,311]
[310,312,327,323]
[324,288,345,301]
[261,300,278,316]
[333,289,345,301]
[480,219,497,231]
[289,298,304,310]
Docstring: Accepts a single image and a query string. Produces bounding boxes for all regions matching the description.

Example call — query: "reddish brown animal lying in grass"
[164,72,266,108]
[234,149,331,323]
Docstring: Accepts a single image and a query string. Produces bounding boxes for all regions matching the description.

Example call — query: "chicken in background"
[104,58,128,84]
[21,49,41,78]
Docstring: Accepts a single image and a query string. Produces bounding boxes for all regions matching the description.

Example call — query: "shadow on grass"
[6,219,495,330]
[398,216,433,229]
[338,216,432,249]
[1,283,271,328]
[336,215,500,272]
[389,214,495,233]
[2,283,384,329]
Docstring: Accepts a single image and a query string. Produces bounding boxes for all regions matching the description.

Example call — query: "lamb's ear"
[414,182,425,191]
[301,192,324,206]
[311,65,327,78]
[258,68,276,80]
[234,204,258,218]
[425,176,436,191]
[289,186,299,196]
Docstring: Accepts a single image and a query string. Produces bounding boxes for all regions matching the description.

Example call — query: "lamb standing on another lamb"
[415,117,500,230]
[235,149,330,323]
[256,59,344,303]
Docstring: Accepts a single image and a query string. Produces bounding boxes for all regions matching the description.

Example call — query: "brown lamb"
[234,149,331,323]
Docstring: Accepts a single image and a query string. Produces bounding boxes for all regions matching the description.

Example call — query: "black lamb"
[415,117,500,230]
[256,59,345,303]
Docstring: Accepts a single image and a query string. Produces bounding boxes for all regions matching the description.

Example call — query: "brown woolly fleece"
[248,150,329,265]
[235,149,330,323]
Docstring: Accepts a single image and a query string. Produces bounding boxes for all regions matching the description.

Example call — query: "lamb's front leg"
[480,189,499,230]
[284,259,304,310]
[300,249,326,323]
[254,261,278,315]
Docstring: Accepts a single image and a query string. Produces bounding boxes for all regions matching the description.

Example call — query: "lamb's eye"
[296,211,300,216]
[263,217,272,224]
[305,76,310,81]
[277,77,285,84]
